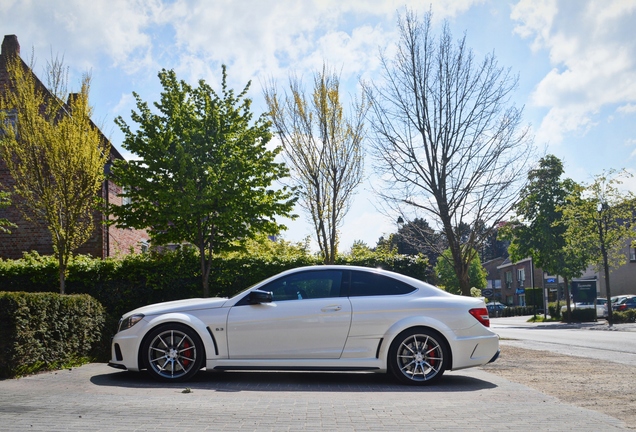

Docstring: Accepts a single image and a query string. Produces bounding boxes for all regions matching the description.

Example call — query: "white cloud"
[111,93,135,116]
[511,0,558,50]
[0,0,160,72]
[617,103,636,114]
[1,0,488,89]
[511,0,636,144]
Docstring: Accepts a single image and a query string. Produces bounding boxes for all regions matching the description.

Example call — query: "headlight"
[118,314,145,332]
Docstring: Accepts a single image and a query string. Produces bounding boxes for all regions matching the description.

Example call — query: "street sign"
[482,288,494,297]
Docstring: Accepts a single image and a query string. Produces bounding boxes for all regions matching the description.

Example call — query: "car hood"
[124,297,229,318]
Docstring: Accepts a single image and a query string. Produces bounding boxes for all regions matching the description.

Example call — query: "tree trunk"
[598,212,612,326]
[450,247,471,296]
[198,225,211,298]
[564,276,571,323]
[56,238,66,294]
[602,245,612,327]
[58,259,66,295]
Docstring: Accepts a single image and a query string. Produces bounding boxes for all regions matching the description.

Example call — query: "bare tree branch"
[365,10,535,295]
[264,65,367,263]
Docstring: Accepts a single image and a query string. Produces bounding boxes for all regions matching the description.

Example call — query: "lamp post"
[597,201,613,326]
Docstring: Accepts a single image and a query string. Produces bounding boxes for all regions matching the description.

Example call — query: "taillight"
[469,308,490,327]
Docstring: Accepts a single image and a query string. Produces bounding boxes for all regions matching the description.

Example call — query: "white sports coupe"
[109,266,499,385]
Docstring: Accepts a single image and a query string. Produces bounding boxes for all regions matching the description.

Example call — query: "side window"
[348,271,417,297]
[260,270,342,301]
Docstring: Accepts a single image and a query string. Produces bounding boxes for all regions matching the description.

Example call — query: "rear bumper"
[488,349,500,364]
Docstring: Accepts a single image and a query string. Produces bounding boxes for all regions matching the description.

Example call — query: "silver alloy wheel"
[146,328,198,380]
[394,332,444,383]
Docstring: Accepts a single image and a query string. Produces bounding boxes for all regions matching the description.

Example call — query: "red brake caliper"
[182,341,192,367]
[427,343,435,368]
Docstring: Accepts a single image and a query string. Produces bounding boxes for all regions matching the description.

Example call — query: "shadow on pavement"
[90,368,497,393]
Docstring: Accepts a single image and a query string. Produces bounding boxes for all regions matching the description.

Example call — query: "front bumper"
[107,362,127,370]
[109,332,143,372]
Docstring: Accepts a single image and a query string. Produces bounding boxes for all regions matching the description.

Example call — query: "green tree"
[365,10,535,296]
[0,54,108,294]
[501,155,588,321]
[264,65,367,264]
[221,233,310,261]
[0,190,15,233]
[435,248,486,295]
[110,67,296,297]
[393,218,445,264]
[561,170,636,325]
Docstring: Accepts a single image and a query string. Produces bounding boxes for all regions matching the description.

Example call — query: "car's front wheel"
[141,323,204,382]
[388,328,448,385]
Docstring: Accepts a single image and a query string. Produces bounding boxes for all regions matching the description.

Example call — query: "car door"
[226,269,352,359]
[344,270,419,342]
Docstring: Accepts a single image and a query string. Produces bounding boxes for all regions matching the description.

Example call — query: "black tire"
[388,327,449,385]
[141,323,204,382]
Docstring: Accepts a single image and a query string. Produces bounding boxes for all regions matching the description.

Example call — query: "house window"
[505,271,512,289]
[488,279,502,290]
[630,248,636,262]
[517,268,525,282]
[121,186,132,206]
[0,109,18,138]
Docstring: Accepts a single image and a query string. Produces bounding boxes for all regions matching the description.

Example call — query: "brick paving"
[0,364,628,431]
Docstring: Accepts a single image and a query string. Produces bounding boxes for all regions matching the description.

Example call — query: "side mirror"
[248,289,273,304]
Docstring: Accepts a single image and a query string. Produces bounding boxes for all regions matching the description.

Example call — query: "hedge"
[0,292,105,378]
[561,307,597,322]
[497,306,536,317]
[612,310,636,323]
[0,249,431,360]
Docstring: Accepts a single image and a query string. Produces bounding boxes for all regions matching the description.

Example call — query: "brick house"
[0,34,148,259]
[482,257,505,302]
[497,257,544,307]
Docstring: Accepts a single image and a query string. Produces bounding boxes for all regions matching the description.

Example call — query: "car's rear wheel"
[388,328,448,385]
[141,323,204,382]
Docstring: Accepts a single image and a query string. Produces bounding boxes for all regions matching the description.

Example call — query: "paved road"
[0,362,629,431]
[491,316,636,366]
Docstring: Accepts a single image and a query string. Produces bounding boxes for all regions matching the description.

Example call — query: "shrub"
[562,307,596,322]
[498,306,535,317]
[548,302,561,320]
[612,310,636,323]
[0,292,105,378]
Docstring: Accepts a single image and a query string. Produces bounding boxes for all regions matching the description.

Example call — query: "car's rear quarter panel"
[346,293,498,370]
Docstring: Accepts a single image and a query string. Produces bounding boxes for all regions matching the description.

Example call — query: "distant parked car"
[486,302,507,317]
[615,297,636,312]
[611,295,636,306]
[596,298,608,318]
[561,299,607,318]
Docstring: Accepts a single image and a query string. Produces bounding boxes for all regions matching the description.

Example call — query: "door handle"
[321,305,342,312]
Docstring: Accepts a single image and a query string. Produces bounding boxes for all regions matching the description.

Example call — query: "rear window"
[348,271,417,297]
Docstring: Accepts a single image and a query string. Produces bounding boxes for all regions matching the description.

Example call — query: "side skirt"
[213,366,380,372]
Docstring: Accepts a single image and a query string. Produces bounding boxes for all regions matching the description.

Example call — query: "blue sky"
[2,0,635,251]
